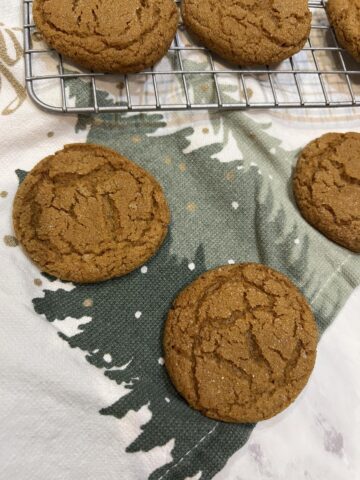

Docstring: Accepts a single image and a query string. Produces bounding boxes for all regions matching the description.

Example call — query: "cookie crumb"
[31,31,43,42]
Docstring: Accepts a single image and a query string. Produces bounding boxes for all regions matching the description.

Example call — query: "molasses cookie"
[327,0,360,63]
[13,144,170,283]
[181,0,312,66]
[293,132,360,252]
[164,263,318,423]
[33,0,179,73]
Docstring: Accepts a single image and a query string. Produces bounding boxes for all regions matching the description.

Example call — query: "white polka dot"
[294,238,300,245]
[158,357,165,365]
[165,397,170,403]
[269,174,273,180]
[228,259,235,265]
[231,201,239,210]
[93,349,99,354]
[237,165,244,171]
[270,148,276,155]
[141,266,148,274]
[135,311,142,319]
[250,162,258,167]
[103,353,112,363]
[188,263,195,271]
[258,170,262,175]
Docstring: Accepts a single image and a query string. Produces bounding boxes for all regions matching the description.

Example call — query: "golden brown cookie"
[181,0,312,66]
[32,0,179,73]
[293,133,360,252]
[163,263,318,423]
[327,0,360,63]
[13,144,170,283]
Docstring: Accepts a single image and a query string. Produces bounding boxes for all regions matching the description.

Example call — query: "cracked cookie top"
[182,0,312,66]
[293,132,360,252]
[33,0,179,73]
[163,263,317,423]
[13,144,170,283]
[327,0,360,63]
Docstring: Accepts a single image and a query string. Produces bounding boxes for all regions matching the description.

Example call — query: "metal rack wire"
[23,0,360,113]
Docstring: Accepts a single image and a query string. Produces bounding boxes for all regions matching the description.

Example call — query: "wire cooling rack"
[23,0,360,113]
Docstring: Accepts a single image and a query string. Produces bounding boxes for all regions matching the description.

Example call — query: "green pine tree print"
[27,77,360,479]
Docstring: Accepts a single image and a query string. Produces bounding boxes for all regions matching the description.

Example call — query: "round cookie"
[13,144,170,283]
[163,263,318,423]
[293,133,360,252]
[32,0,179,73]
[327,0,360,63]
[181,0,312,66]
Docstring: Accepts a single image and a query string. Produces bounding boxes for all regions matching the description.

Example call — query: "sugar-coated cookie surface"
[164,263,318,423]
[181,0,312,66]
[33,0,179,73]
[327,0,360,63]
[13,144,170,283]
[293,133,360,253]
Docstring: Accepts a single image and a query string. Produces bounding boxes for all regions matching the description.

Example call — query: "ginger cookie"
[327,0,360,63]
[32,0,179,73]
[181,0,312,66]
[293,133,360,252]
[163,263,318,423]
[13,144,170,283]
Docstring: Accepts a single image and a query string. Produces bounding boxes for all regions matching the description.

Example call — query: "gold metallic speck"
[225,171,236,182]
[186,202,197,213]
[131,135,141,144]
[3,235,18,247]
[83,298,93,308]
